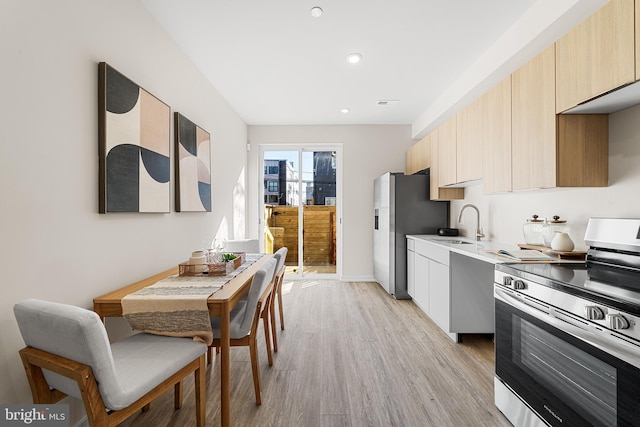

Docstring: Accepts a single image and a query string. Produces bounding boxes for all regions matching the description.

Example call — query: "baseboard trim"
[340,275,376,282]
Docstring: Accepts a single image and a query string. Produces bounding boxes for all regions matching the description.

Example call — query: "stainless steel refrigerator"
[373,172,449,299]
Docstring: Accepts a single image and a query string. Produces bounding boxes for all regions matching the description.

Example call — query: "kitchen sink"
[440,239,473,244]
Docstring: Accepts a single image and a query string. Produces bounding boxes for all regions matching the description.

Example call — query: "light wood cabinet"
[429,129,464,200]
[556,0,635,113]
[482,76,512,194]
[406,135,430,175]
[512,44,609,190]
[437,116,458,187]
[512,45,557,189]
[556,115,609,187]
[636,0,640,79]
[456,97,483,183]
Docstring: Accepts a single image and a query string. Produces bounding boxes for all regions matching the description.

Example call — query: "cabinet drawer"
[407,238,415,251]
[414,240,450,266]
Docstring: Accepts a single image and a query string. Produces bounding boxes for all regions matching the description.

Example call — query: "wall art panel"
[175,112,211,212]
[98,62,170,213]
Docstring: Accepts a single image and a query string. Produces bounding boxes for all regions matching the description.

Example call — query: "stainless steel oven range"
[494,218,640,427]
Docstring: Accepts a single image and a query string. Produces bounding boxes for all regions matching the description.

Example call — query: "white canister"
[189,251,207,273]
[550,232,574,252]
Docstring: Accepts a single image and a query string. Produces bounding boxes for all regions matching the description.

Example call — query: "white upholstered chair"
[207,257,277,405]
[223,238,260,253]
[14,299,207,427]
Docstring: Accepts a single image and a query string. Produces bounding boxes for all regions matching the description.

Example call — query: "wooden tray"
[518,244,587,260]
[229,252,244,269]
[178,261,234,277]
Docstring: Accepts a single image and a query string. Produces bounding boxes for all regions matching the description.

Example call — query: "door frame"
[258,144,342,279]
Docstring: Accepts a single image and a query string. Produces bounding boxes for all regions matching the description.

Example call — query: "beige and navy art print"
[175,113,211,212]
[98,62,171,213]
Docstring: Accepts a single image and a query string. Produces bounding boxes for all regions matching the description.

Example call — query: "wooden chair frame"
[19,346,206,427]
[272,267,285,353]
[207,280,274,405]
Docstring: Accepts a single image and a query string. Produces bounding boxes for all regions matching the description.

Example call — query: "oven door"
[495,285,640,427]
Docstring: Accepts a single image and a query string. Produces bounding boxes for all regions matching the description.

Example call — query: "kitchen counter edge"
[406,235,520,264]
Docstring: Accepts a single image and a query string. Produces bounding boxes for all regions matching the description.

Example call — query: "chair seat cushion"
[210,300,248,339]
[105,333,206,410]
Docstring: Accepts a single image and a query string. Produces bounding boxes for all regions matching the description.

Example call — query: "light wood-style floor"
[120,279,511,426]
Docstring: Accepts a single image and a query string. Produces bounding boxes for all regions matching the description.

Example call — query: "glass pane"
[263,151,299,274]
[302,150,337,274]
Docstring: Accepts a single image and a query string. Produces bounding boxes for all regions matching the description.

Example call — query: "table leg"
[220,302,231,427]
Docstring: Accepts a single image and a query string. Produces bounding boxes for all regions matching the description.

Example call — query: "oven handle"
[495,286,640,369]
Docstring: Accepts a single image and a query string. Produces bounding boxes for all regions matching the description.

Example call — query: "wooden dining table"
[93,254,273,427]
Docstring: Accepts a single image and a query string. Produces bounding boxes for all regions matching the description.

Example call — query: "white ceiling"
[139,0,602,132]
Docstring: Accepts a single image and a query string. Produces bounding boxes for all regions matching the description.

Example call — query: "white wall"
[247,125,413,281]
[451,104,640,249]
[0,0,247,403]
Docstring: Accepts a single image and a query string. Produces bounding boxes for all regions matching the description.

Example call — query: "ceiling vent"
[376,99,400,106]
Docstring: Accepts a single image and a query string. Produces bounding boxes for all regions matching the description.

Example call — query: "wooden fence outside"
[264,205,336,265]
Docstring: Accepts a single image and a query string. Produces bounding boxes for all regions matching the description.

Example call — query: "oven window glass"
[514,317,617,426]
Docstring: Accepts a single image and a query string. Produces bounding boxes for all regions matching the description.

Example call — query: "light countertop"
[407,235,531,264]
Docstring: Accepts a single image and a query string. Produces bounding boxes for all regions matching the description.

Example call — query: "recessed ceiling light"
[310,7,323,18]
[340,108,350,114]
[346,53,362,64]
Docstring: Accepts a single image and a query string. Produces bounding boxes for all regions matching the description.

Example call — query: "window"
[265,165,279,175]
[267,182,278,192]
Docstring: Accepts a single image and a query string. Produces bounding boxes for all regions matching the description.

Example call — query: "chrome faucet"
[457,204,485,241]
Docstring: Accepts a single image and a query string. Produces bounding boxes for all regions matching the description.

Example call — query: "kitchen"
[4,0,640,426]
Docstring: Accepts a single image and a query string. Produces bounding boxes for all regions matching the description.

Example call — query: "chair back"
[14,299,120,403]
[224,239,260,253]
[273,247,288,278]
[234,258,276,336]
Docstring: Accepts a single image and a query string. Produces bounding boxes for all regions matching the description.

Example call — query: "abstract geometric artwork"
[98,62,171,213]
[175,113,211,212]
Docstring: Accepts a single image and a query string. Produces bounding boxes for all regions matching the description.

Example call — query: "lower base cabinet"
[407,238,494,342]
[428,259,451,336]
[414,252,430,311]
[407,240,416,298]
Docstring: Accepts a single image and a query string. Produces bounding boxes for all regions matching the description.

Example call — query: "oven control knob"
[584,306,605,321]
[608,314,630,330]
[503,276,513,287]
[513,280,526,290]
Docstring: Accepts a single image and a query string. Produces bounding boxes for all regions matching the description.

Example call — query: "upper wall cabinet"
[437,115,458,187]
[482,76,512,194]
[406,135,430,175]
[512,45,557,189]
[636,0,640,78]
[456,97,483,183]
[556,0,635,113]
[429,130,464,201]
[512,45,609,190]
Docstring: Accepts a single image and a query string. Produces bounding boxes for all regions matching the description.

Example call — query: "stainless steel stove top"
[497,262,640,316]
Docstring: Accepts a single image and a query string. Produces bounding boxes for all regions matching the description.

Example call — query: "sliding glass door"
[260,146,340,278]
